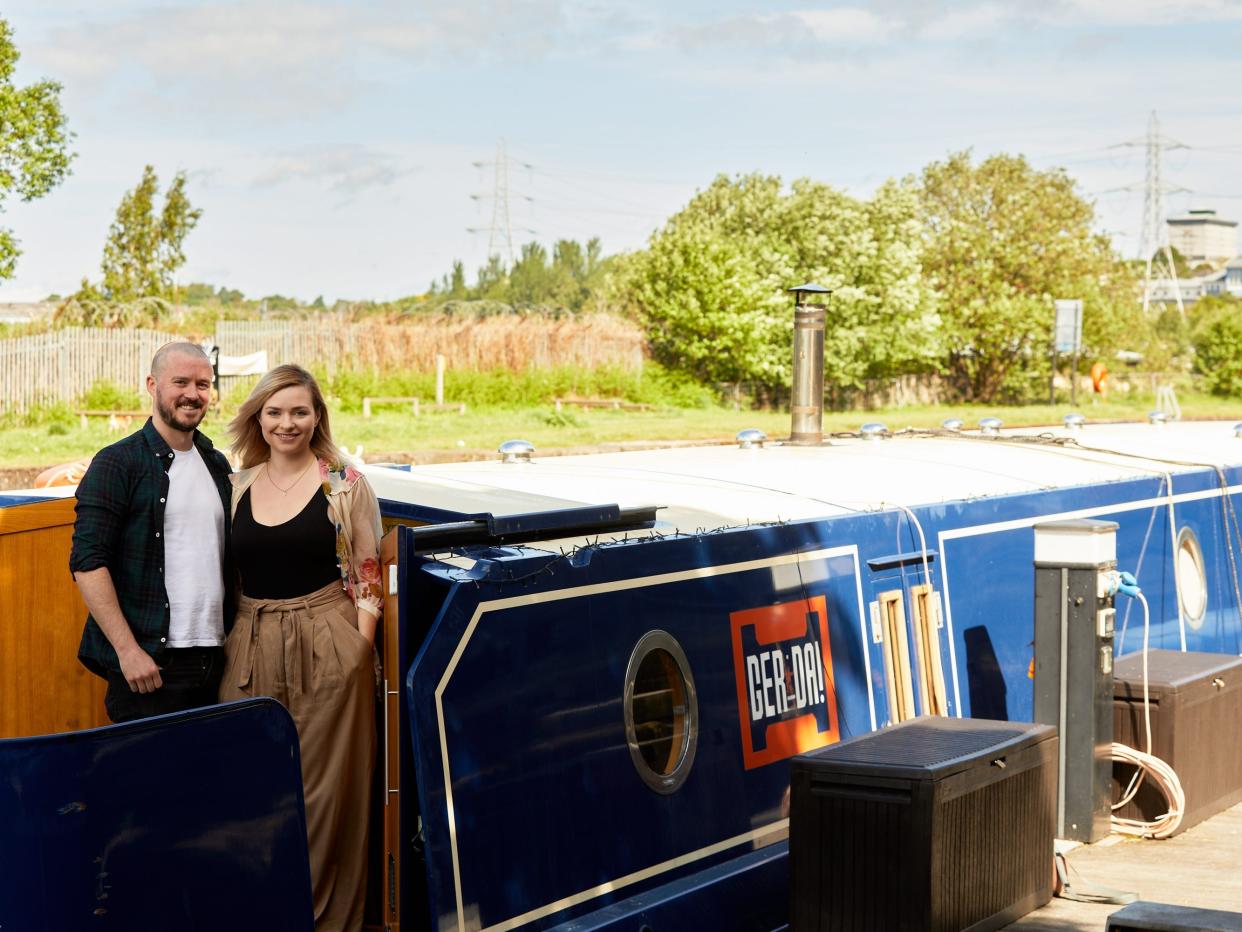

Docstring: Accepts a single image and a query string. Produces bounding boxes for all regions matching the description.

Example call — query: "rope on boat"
[888,428,1242,642]
[995,434,1242,638]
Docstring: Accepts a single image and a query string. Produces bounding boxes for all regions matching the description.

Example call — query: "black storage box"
[789,717,1057,932]
[1113,649,1242,836]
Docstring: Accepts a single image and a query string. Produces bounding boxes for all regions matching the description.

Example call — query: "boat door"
[378,528,403,930]
[864,550,954,726]
[375,520,474,932]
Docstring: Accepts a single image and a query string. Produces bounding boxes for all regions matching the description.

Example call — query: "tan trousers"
[220,581,375,932]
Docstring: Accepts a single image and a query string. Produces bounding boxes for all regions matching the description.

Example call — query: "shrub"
[541,408,584,428]
[221,376,260,408]
[77,379,146,412]
[316,362,715,412]
[0,400,77,431]
[1193,313,1242,398]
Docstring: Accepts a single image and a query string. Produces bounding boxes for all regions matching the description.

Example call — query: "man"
[71,342,233,722]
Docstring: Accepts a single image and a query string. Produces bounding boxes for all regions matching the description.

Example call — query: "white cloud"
[39,3,357,80]
[661,7,899,52]
[34,2,360,120]
[783,8,898,44]
[1051,0,1242,26]
[758,0,1242,43]
[30,0,581,120]
[253,145,416,196]
[34,0,1241,126]
[918,3,1011,41]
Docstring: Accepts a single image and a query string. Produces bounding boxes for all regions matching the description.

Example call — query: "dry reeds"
[0,315,648,415]
[214,314,646,374]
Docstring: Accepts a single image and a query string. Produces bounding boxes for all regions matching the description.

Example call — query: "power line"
[528,162,691,187]
[529,169,676,215]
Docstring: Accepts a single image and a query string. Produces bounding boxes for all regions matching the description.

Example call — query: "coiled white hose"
[1110,592,1186,838]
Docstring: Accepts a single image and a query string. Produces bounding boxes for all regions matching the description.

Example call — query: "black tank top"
[233,487,341,599]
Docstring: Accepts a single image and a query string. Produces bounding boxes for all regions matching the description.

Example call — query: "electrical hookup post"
[1032,519,1118,844]
[1051,299,1084,406]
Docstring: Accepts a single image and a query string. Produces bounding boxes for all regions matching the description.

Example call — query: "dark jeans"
[104,646,224,723]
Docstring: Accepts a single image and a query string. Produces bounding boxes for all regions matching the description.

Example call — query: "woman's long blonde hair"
[229,365,340,469]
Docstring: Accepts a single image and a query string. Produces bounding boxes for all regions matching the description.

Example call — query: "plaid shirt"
[71,418,234,677]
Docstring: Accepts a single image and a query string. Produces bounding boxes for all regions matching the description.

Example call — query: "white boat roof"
[363,420,1242,535]
[0,486,76,504]
[5,422,1239,538]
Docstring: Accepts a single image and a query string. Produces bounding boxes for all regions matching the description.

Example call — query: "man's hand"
[73,567,165,693]
[117,644,163,693]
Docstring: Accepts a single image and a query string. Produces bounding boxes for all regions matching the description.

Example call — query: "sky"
[1,0,1240,304]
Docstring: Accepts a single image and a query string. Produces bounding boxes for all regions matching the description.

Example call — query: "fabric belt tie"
[235,581,345,690]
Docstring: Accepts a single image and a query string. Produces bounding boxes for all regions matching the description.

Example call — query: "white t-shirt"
[164,445,226,647]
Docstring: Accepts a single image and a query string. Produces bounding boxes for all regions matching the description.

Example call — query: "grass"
[3,391,1242,472]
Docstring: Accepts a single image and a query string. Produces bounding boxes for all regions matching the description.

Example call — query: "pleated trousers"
[220,580,375,932]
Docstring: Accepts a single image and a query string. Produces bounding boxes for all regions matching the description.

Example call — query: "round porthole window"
[1176,527,1207,629]
[623,631,698,794]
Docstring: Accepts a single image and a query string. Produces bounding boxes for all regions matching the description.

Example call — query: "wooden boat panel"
[0,496,107,738]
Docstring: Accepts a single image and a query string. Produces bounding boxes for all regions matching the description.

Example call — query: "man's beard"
[155,390,205,433]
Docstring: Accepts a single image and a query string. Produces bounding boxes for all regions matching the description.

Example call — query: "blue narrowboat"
[3,416,1242,931]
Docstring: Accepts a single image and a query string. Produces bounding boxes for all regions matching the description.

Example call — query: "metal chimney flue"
[788,283,832,445]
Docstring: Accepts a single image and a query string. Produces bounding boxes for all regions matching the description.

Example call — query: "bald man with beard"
[71,342,235,722]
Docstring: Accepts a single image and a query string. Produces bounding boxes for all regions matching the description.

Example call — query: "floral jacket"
[229,458,384,620]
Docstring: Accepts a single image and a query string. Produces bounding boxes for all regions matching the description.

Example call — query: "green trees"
[916,151,1132,402]
[622,156,1143,405]
[94,165,202,303]
[626,173,938,397]
[182,283,247,306]
[60,166,202,326]
[412,154,1172,406]
[0,18,74,281]
[427,237,607,312]
[506,238,605,308]
[1192,296,1242,397]
[1194,314,1242,397]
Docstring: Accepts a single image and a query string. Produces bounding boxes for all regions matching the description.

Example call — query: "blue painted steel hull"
[4,456,1240,932]
[397,464,1242,930]
[0,699,313,932]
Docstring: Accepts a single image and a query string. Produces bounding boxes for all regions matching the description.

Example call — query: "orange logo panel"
[731,595,840,769]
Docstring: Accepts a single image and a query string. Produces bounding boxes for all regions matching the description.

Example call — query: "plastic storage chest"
[789,717,1057,932]
[1113,649,1242,836]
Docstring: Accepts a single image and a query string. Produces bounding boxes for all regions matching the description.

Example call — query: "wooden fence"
[0,327,181,413]
[1,316,647,413]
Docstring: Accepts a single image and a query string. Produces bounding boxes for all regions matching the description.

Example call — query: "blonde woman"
[220,364,381,932]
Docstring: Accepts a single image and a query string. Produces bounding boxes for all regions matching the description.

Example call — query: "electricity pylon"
[1108,111,1188,314]
[468,139,535,267]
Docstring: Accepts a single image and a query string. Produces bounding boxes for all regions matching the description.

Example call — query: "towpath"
[1008,801,1242,929]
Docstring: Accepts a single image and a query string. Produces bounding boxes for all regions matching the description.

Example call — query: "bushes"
[0,400,76,432]
[0,380,142,431]
[316,362,713,412]
[1194,313,1242,398]
[77,379,146,411]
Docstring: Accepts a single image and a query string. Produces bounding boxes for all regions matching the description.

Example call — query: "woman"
[219,364,382,932]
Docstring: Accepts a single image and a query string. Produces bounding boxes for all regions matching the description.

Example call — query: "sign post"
[1053,299,1084,406]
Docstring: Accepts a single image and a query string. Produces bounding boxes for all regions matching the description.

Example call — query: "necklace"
[265,458,315,495]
